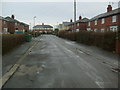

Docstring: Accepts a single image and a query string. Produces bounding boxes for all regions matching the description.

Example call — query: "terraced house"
[0,15,29,34]
[87,5,120,32]
[33,23,53,34]
[68,16,89,32]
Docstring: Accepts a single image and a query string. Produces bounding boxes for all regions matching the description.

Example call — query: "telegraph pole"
[74,0,76,32]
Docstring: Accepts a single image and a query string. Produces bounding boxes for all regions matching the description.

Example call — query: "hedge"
[2,34,25,55]
[58,31,116,52]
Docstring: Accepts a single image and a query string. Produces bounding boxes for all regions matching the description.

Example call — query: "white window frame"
[77,23,79,27]
[94,29,98,32]
[101,18,105,24]
[88,22,90,26]
[112,15,116,22]
[3,28,8,33]
[101,29,105,32]
[4,21,6,24]
[110,26,118,32]
[95,20,97,25]
[15,23,17,26]
[87,28,91,31]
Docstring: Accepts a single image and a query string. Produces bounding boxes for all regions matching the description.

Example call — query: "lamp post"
[29,23,31,31]
[33,16,36,27]
[33,16,36,37]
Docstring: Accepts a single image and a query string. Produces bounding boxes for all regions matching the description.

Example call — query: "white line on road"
[95,81,104,88]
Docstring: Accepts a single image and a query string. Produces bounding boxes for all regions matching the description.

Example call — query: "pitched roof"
[0,16,3,20]
[90,8,120,21]
[20,22,29,26]
[33,25,53,28]
[76,18,89,23]
[4,17,17,22]
[0,16,9,21]
[62,22,73,26]
[4,16,29,26]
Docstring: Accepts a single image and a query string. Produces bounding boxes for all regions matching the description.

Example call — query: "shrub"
[2,34,25,55]
[58,31,116,52]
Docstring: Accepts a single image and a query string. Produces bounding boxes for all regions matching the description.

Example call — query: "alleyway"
[3,35,118,88]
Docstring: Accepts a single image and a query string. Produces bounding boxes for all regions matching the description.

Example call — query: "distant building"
[33,23,53,34]
[68,16,89,32]
[58,20,73,32]
[76,16,89,31]
[87,5,120,32]
[0,15,29,34]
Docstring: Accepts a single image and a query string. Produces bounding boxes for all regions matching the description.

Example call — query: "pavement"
[2,35,119,88]
[2,38,36,76]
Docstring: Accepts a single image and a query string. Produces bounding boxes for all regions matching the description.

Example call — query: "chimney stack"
[79,16,82,20]
[11,15,15,19]
[70,19,72,22]
[42,23,44,25]
[107,5,112,12]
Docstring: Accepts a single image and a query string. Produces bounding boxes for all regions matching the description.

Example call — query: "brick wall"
[24,25,29,31]
[8,22,15,33]
[87,14,119,32]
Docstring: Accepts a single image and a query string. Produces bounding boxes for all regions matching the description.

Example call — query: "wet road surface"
[3,35,118,88]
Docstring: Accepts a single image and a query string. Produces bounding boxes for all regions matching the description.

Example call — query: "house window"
[88,22,90,26]
[101,29,105,32]
[94,29,98,32]
[112,16,116,22]
[77,23,79,27]
[87,28,91,31]
[15,23,17,26]
[101,18,105,24]
[3,28,8,33]
[4,21,6,24]
[110,26,118,32]
[95,20,97,25]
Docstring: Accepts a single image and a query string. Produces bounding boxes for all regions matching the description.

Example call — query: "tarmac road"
[3,35,119,88]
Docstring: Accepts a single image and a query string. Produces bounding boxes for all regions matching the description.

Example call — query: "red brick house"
[76,16,89,31]
[0,16,9,34]
[87,5,120,32]
[0,15,29,34]
[67,16,89,32]
[33,23,53,34]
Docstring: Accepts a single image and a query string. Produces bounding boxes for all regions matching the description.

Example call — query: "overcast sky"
[1,1,119,28]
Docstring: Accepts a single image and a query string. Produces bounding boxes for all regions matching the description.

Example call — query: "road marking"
[95,81,104,88]
[0,41,38,88]
[0,64,19,88]
[78,50,84,53]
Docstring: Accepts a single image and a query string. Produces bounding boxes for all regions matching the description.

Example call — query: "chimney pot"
[107,5,112,12]
[42,23,44,25]
[11,15,14,19]
[70,19,72,22]
[79,16,82,20]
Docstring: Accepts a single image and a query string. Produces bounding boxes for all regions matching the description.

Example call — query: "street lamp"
[33,16,36,37]
[33,16,36,27]
[29,23,31,30]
